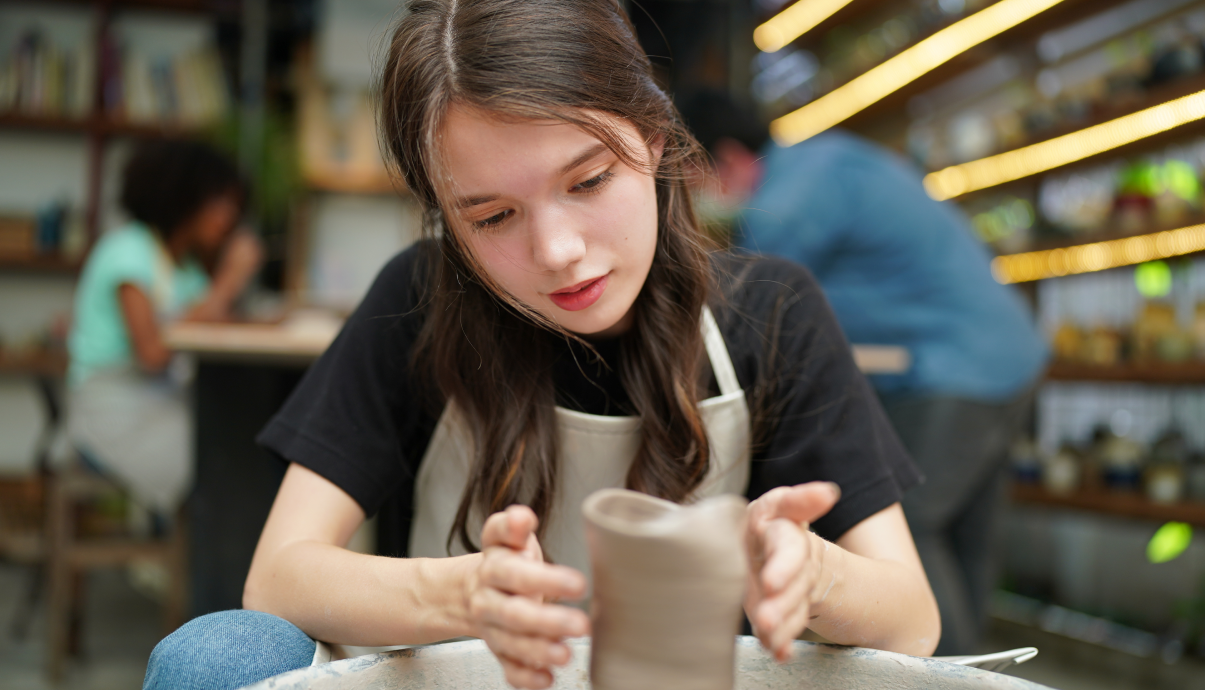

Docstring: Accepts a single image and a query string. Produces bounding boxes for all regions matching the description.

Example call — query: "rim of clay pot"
[582,488,745,537]
[582,488,681,537]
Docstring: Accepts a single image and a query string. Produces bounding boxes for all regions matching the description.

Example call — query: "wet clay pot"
[582,488,748,690]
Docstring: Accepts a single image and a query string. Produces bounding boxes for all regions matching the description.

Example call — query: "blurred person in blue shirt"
[680,91,1048,655]
[68,140,262,521]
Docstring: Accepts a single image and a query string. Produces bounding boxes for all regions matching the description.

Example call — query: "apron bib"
[408,306,751,580]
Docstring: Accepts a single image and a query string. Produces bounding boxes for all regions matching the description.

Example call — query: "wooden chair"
[0,472,47,639]
[44,464,188,681]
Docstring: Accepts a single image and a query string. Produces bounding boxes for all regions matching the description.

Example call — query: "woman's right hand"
[467,505,590,689]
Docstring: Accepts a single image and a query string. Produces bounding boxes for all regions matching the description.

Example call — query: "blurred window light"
[1036,0,1196,64]
[908,55,1021,120]
[770,0,1066,148]
[938,0,966,16]
[924,88,1205,201]
[752,48,819,104]
[756,0,793,12]
[991,222,1205,283]
[754,0,856,53]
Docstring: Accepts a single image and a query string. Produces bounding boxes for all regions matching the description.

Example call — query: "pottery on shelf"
[582,488,748,690]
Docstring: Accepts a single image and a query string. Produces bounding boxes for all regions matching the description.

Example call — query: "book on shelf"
[103,30,230,128]
[0,30,94,120]
[0,24,231,129]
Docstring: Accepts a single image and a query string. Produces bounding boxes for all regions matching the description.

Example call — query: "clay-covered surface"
[241,636,1053,690]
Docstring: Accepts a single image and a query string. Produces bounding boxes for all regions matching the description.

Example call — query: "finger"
[755,567,808,638]
[474,587,590,637]
[763,582,809,657]
[771,598,816,661]
[497,656,554,690]
[755,482,840,528]
[484,626,573,669]
[759,519,806,595]
[747,486,792,528]
[482,505,539,551]
[481,553,587,601]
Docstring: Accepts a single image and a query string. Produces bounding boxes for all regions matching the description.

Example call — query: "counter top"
[166,316,909,374]
[164,311,343,365]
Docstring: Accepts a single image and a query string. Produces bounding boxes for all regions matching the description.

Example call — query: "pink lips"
[548,274,609,312]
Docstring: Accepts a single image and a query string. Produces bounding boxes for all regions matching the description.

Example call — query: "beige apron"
[408,306,751,577]
[314,307,750,663]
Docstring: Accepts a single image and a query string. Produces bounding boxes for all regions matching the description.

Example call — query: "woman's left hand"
[744,482,841,662]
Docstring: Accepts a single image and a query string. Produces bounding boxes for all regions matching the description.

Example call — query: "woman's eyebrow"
[454,143,612,208]
[559,143,610,176]
[456,194,499,209]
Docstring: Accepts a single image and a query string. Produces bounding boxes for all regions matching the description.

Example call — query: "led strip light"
[991,223,1205,283]
[925,88,1205,200]
[770,0,1065,147]
[754,0,857,53]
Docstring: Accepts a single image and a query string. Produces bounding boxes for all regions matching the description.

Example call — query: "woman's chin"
[560,304,635,339]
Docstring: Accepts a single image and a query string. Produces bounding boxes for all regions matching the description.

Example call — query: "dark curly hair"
[119,139,246,239]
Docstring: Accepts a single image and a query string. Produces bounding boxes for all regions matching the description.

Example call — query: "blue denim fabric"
[143,610,315,690]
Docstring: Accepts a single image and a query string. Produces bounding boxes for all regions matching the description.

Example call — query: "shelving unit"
[1047,361,1205,385]
[0,255,83,274]
[812,0,1138,132]
[1012,483,1205,526]
[0,0,238,249]
[0,350,68,377]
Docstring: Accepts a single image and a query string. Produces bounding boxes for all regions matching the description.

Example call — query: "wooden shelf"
[0,113,92,134]
[841,0,1137,131]
[1022,214,1205,254]
[1046,361,1205,385]
[1012,483,1205,526]
[304,169,399,196]
[0,351,68,377]
[0,112,210,138]
[0,255,82,274]
[941,77,1205,201]
[41,0,241,15]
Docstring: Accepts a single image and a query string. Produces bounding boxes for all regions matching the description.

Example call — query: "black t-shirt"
[257,241,919,551]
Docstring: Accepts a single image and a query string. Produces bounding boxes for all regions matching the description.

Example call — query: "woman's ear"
[649,133,667,166]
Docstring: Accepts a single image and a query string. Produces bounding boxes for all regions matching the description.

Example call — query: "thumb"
[482,504,538,551]
[760,482,840,527]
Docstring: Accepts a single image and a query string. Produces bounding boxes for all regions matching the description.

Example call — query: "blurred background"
[3,0,1205,688]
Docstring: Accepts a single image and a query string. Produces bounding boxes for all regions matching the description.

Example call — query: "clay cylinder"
[582,488,748,690]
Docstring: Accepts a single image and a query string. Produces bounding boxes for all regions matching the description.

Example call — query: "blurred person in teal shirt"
[680,91,1048,655]
[68,140,262,519]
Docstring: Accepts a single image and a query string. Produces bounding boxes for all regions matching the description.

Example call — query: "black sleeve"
[721,255,921,542]
[256,243,437,518]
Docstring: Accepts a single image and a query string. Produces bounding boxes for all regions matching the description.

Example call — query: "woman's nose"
[528,209,586,273]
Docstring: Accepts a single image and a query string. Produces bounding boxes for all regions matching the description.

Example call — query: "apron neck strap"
[701,306,741,396]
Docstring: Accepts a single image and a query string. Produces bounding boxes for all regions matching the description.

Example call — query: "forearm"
[808,537,939,656]
[244,540,480,646]
[193,232,262,318]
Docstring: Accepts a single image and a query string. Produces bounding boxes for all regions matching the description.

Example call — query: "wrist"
[449,553,485,638]
[809,532,844,622]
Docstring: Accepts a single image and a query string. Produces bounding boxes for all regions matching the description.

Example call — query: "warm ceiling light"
[754,0,856,53]
[770,0,1066,147]
[990,223,1205,283]
[925,89,1205,200]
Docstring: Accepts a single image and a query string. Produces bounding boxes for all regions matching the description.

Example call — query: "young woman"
[144,2,938,688]
[69,139,261,519]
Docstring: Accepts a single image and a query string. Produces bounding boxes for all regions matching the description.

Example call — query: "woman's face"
[182,192,241,256]
[440,106,661,338]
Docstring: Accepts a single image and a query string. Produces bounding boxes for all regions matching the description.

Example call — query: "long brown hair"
[378,0,716,553]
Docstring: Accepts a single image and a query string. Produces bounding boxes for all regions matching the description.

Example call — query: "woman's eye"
[474,210,511,229]
[573,170,615,194]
